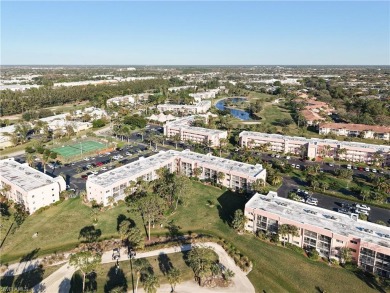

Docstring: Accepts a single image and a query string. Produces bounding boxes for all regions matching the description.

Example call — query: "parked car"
[306,198,318,206]
[328,163,334,167]
[337,208,350,215]
[353,166,358,170]
[347,164,352,169]
[81,175,88,180]
[101,166,107,171]
[91,170,98,175]
[365,167,370,172]
[275,154,280,158]
[295,164,300,169]
[372,169,377,173]
[291,164,296,168]
[84,157,90,161]
[355,204,371,211]
[286,156,291,160]
[355,209,369,216]
[125,152,132,156]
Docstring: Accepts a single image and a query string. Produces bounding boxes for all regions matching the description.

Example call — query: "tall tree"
[167,268,182,293]
[69,251,102,292]
[142,274,160,293]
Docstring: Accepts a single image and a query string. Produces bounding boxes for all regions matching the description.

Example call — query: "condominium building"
[245,191,390,278]
[157,101,211,114]
[107,93,150,106]
[189,91,216,102]
[319,123,390,141]
[239,131,390,166]
[168,86,197,92]
[87,149,266,206]
[164,116,227,147]
[0,158,66,214]
[0,125,16,149]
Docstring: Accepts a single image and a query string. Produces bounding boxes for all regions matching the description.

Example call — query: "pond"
[215,97,252,120]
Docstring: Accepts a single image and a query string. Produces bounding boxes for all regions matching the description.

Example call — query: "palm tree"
[192,167,202,180]
[167,268,182,292]
[172,133,181,149]
[133,259,150,293]
[270,174,282,186]
[142,274,160,293]
[216,172,225,185]
[26,153,35,167]
[218,138,228,157]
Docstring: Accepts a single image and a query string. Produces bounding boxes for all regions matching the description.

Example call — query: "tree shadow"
[79,226,102,243]
[0,202,10,217]
[14,264,45,290]
[353,269,387,293]
[104,266,128,293]
[20,248,40,262]
[69,272,83,293]
[217,191,247,225]
[290,176,307,186]
[166,221,184,240]
[117,214,127,231]
[157,253,172,276]
[0,271,14,288]
[58,277,71,293]
[85,271,97,292]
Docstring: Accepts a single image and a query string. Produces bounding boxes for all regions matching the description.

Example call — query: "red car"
[81,174,88,180]
[96,162,103,167]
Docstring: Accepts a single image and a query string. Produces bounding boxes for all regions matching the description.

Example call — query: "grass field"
[0,182,386,292]
[51,140,106,158]
[70,251,209,292]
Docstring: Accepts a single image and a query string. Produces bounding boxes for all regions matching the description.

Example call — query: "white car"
[125,152,132,156]
[347,164,352,169]
[91,170,98,175]
[101,166,107,171]
[365,167,370,172]
[286,156,291,160]
[355,204,371,211]
[329,163,334,167]
[291,164,296,168]
[84,157,90,161]
[356,209,369,216]
[275,154,280,158]
[117,155,124,159]
[372,169,377,173]
[295,165,300,169]
[306,197,318,206]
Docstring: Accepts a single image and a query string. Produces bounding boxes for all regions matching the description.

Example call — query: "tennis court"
[52,140,106,158]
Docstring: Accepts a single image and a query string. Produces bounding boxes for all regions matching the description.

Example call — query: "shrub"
[285,243,304,254]
[307,247,320,260]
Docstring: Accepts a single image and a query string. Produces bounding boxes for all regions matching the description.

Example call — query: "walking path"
[28,242,254,293]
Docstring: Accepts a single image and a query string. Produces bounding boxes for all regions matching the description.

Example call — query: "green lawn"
[70,251,210,292]
[1,182,387,292]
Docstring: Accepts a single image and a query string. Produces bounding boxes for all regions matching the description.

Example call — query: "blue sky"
[1,1,389,65]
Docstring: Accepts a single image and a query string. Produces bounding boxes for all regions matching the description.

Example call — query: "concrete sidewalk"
[35,242,255,293]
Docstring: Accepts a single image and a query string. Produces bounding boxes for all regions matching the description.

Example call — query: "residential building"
[319,123,390,141]
[157,101,211,114]
[189,91,216,102]
[0,158,66,214]
[107,95,135,106]
[245,191,390,278]
[239,131,390,166]
[168,86,197,92]
[164,116,227,147]
[0,125,16,148]
[86,149,266,206]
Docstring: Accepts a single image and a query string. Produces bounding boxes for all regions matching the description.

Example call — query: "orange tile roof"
[319,123,390,133]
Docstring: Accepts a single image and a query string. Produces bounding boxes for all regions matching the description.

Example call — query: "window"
[350,240,358,245]
[350,249,357,253]
[336,239,343,244]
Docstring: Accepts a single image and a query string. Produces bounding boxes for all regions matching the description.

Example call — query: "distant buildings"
[107,93,150,106]
[319,123,390,141]
[164,115,227,147]
[87,149,266,206]
[168,86,197,92]
[0,158,66,214]
[239,131,390,166]
[40,114,92,134]
[189,91,216,102]
[0,125,16,148]
[157,101,211,114]
[245,191,390,278]
[297,98,335,126]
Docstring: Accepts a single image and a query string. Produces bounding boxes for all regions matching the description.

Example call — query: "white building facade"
[164,116,227,147]
[86,150,266,206]
[0,158,66,214]
[239,131,390,166]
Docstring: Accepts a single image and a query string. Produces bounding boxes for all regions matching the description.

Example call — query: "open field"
[0,182,386,292]
[70,252,199,292]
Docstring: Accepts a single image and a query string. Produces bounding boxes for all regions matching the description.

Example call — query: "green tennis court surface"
[52,141,105,158]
